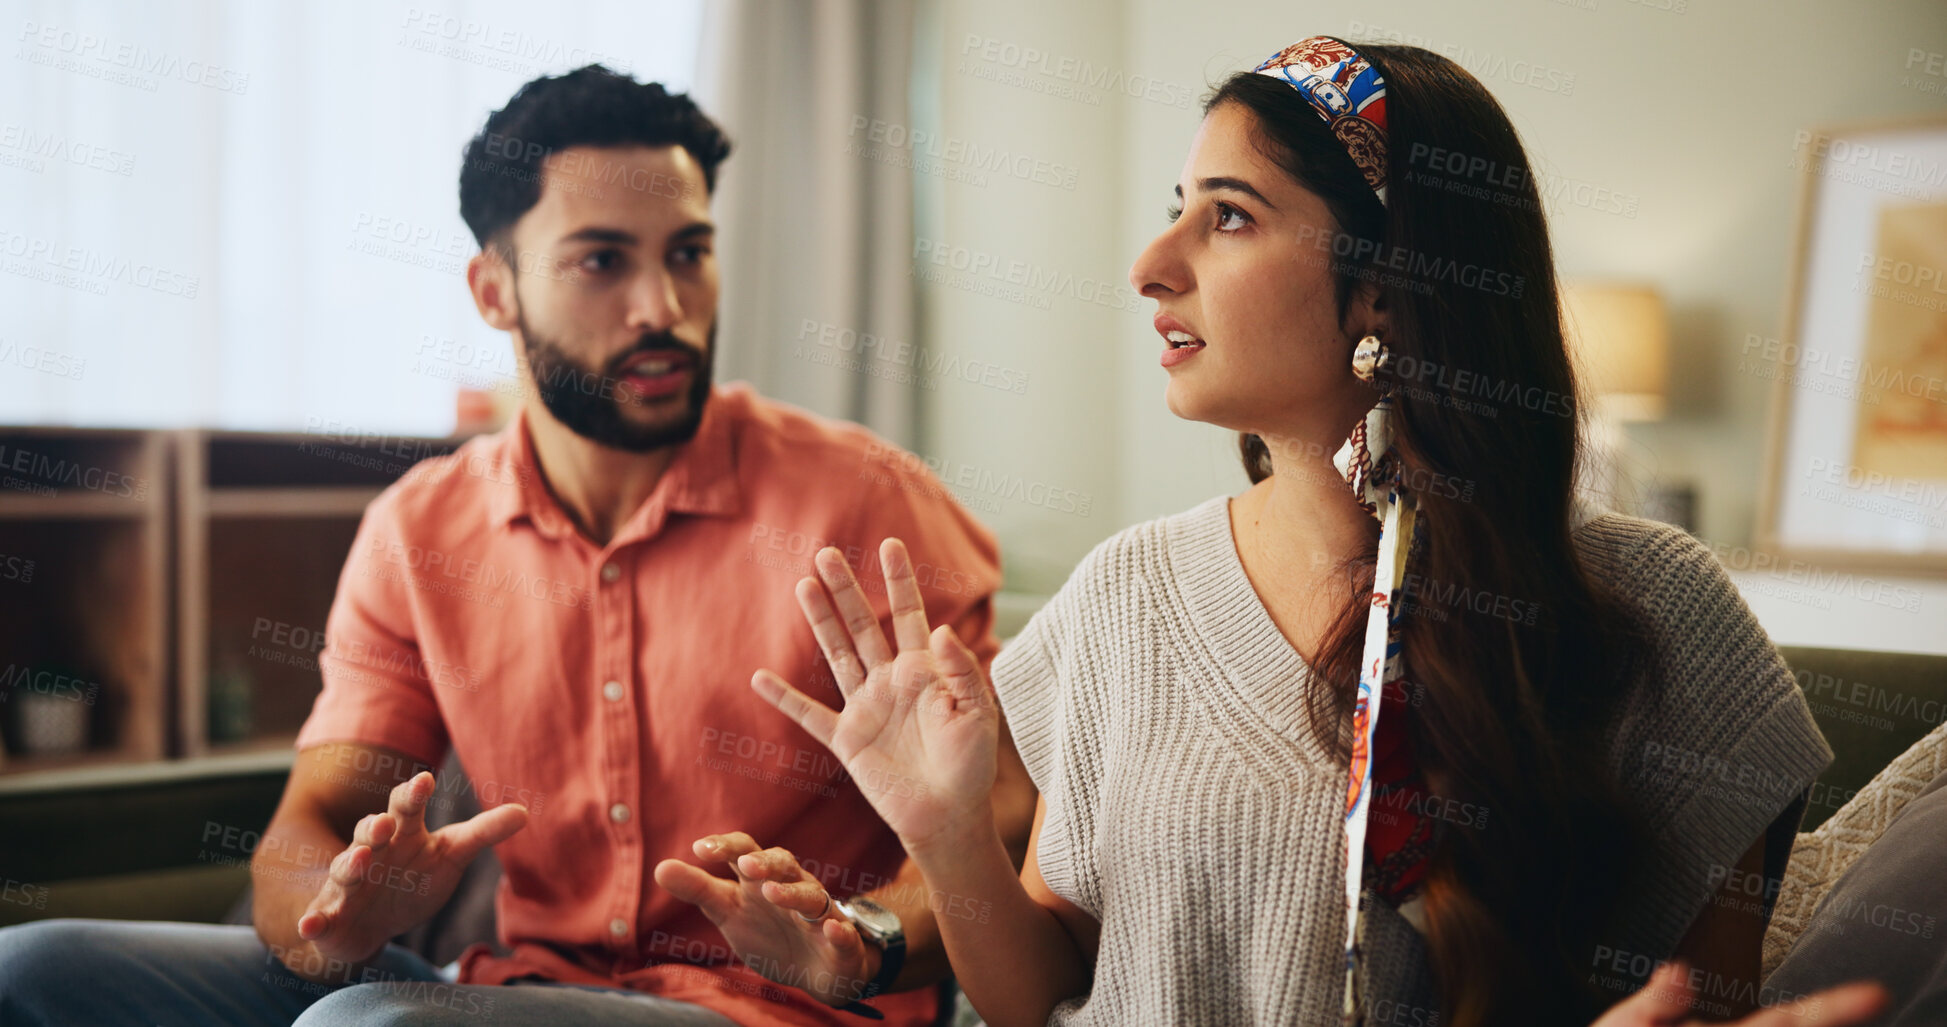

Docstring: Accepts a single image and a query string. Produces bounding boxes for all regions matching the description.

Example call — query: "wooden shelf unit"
[176,430,465,759]
[0,426,467,778]
[0,428,169,773]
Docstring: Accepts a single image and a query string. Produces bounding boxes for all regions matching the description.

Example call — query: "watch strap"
[839,915,904,1019]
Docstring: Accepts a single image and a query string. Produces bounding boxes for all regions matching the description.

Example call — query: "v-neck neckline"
[1166,495,1341,776]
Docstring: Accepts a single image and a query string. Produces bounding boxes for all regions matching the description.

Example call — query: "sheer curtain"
[0,0,701,434]
[695,0,924,446]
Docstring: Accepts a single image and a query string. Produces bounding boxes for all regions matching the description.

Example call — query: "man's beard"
[517,308,716,453]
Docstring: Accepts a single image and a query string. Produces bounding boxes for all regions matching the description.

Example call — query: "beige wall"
[922,0,1947,650]
[914,0,1131,598]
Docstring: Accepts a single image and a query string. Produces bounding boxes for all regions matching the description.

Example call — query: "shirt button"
[609,918,628,936]
[603,680,624,701]
[610,803,631,823]
[600,562,621,583]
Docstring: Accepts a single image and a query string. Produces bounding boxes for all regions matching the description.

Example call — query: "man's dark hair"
[458,64,732,253]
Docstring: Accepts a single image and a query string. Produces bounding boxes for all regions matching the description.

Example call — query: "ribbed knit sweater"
[990,495,1834,1026]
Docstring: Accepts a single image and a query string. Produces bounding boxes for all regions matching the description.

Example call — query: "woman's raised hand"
[750,538,999,853]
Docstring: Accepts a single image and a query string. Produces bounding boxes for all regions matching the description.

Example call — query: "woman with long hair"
[733,38,1886,1025]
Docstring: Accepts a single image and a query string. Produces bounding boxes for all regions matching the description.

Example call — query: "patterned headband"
[1252,36,1390,206]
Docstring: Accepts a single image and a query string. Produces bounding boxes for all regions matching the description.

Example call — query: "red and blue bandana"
[1253,36,1390,205]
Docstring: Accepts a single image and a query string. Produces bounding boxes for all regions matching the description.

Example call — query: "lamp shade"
[1561,281,1670,422]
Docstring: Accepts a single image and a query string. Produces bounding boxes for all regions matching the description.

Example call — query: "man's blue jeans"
[0,918,739,1026]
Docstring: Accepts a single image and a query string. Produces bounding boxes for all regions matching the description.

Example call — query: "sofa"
[1,645,1942,1017]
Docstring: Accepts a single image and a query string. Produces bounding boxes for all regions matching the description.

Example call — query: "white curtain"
[0,0,701,434]
[694,0,922,445]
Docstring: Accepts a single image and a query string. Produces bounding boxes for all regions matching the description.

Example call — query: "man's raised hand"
[294,770,528,964]
[654,832,877,1008]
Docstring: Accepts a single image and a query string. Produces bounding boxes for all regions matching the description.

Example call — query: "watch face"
[838,896,904,945]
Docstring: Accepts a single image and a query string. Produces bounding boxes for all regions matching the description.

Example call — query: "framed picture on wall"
[1755,113,1947,575]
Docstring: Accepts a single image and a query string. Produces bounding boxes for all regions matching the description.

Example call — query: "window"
[1,0,703,434]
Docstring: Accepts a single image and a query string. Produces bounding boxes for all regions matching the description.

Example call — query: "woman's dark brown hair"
[1214,45,1657,1024]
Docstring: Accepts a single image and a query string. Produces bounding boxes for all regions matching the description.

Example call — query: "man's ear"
[467,245,519,332]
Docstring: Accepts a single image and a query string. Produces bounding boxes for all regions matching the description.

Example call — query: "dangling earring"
[1351,334,1392,385]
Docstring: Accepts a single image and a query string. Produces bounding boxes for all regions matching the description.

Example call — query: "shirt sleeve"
[986,529,1122,786]
[293,488,451,768]
[985,538,1111,918]
[990,608,1063,792]
[1600,519,1835,963]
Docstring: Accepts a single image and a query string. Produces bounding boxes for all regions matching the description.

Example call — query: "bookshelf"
[0,426,466,778]
[176,430,465,759]
[0,428,168,774]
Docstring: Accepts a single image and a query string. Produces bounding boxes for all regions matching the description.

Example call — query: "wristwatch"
[832,895,904,1020]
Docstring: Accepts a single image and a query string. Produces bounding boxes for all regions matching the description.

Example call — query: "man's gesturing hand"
[295,770,529,965]
[654,832,877,1008]
[751,538,999,853]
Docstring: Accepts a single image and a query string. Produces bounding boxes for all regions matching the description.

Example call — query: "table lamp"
[1561,281,1682,524]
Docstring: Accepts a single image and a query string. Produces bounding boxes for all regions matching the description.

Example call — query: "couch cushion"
[1765,770,1947,1023]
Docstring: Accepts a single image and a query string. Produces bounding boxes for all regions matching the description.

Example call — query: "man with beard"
[0,67,1032,1027]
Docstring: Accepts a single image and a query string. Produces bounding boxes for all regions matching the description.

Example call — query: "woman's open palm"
[751,538,999,851]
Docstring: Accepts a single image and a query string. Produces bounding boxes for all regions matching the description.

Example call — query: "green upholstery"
[1777,646,1947,831]
[0,765,286,927]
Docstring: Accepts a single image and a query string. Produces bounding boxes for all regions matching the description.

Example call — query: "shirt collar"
[488,385,745,541]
